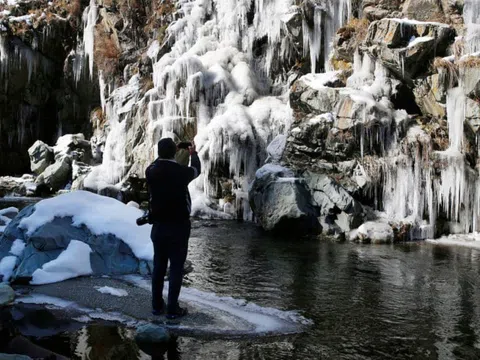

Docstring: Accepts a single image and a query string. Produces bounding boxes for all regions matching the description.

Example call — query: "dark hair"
[157,138,177,159]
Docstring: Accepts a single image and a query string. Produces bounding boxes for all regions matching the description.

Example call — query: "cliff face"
[1,0,480,240]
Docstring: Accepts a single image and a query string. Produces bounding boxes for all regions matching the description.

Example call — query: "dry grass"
[69,0,82,18]
[94,30,121,78]
[141,76,154,93]
[337,18,370,48]
[458,56,480,68]
[432,57,459,88]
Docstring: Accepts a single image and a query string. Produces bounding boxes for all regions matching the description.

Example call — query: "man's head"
[157,138,177,159]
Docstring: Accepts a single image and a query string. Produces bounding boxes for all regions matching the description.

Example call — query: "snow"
[407,36,433,48]
[427,234,480,249]
[357,221,394,242]
[8,14,33,24]
[299,71,341,90]
[9,239,25,256]
[255,164,294,179]
[31,240,93,285]
[0,256,17,282]
[95,286,128,297]
[0,207,19,217]
[19,191,154,260]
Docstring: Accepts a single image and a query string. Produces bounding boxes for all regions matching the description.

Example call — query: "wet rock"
[71,161,92,191]
[35,156,72,192]
[27,140,54,175]
[266,135,288,163]
[364,18,455,81]
[135,324,170,343]
[249,165,320,234]
[0,284,15,306]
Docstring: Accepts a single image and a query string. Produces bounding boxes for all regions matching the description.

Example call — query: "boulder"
[53,134,92,163]
[402,0,446,22]
[0,191,154,283]
[364,18,455,81]
[0,283,15,306]
[352,221,394,244]
[266,135,287,163]
[290,73,343,118]
[36,156,72,192]
[249,165,320,234]
[71,161,92,191]
[135,324,170,344]
[461,63,480,101]
[27,140,54,175]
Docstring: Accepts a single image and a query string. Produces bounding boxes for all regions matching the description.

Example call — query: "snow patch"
[0,256,17,282]
[31,240,93,285]
[95,286,129,297]
[9,239,25,256]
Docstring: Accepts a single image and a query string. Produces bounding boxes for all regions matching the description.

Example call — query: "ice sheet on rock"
[19,191,153,260]
[122,275,312,334]
[407,36,434,48]
[31,240,93,285]
[0,256,17,282]
[427,233,480,249]
[255,164,295,179]
[95,286,128,297]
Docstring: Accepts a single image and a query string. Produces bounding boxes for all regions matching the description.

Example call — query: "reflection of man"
[145,138,201,319]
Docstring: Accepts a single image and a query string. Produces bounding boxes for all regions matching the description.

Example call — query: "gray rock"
[364,18,455,81]
[413,75,447,119]
[135,323,170,343]
[0,175,36,198]
[402,0,446,22]
[461,64,480,101]
[36,156,72,192]
[465,97,480,133]
[28,140,54,175]
[71,161,92,190]
[249,165,320,234]
[0,283,15,306]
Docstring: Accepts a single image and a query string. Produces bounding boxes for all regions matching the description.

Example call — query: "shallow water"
[3,221,480,359]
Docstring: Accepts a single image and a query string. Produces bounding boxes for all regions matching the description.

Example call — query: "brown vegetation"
[94,29,121,78]
[337,18,370,48]
[432,57,459,88]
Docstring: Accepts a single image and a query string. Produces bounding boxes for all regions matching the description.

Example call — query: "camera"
[177,142,192,150]
[136,212,151,226]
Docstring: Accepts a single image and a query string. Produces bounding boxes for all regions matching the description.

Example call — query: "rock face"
[249,165,320,234]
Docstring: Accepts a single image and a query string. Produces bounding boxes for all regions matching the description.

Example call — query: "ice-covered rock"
[0,175,36,197]
[413,74,447,119]
[249,164,320,234]
[0,191,155,284]
[28,140,53,175]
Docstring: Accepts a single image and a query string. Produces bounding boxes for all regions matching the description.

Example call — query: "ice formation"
[82,0,353,218]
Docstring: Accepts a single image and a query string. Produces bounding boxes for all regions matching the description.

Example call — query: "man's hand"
[188,141,196,155]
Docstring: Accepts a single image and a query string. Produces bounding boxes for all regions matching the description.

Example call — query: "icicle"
[83,0,98,79]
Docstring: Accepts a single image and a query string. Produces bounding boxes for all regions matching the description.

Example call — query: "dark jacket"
[145,152,201,223]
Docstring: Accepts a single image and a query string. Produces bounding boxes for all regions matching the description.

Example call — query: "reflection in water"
[3,221,480,359]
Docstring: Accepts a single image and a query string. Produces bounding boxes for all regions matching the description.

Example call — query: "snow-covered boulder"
[0,191,155,284]
[249,165,320,234]
[0,175,37,197]
[28,140,54,175]
[351,221,394,244]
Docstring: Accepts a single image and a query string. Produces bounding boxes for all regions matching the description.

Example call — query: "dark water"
[3,221,480,359]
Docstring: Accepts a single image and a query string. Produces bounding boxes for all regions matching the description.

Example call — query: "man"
[145,138,201,319]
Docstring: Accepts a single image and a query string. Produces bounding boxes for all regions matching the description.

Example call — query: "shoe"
[166,305,188,320]
[152,300,166,316]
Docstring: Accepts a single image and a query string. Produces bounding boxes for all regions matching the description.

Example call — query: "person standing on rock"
[145,138,201,319]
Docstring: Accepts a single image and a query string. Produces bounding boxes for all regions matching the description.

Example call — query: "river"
[3,220,480,359]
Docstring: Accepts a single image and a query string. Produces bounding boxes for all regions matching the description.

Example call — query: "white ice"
[9,239,25,256]
[95,286,128,297]
[31,240,93,285]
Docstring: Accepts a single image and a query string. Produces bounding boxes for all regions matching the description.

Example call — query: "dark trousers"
[150,220,191,313]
